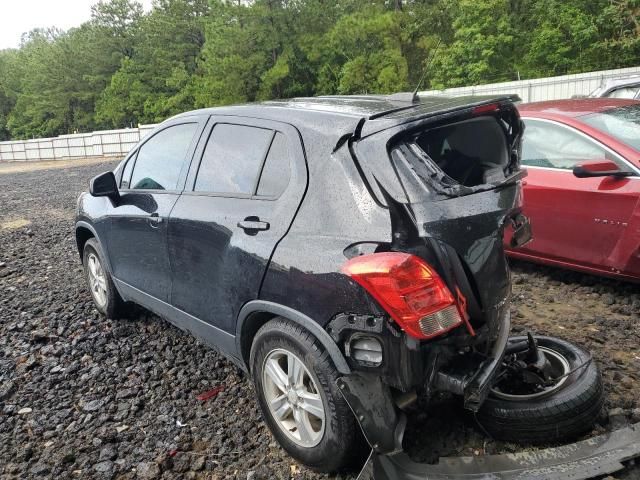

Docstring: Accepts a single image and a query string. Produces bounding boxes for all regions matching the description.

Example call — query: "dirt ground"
[0,157,119,175]
[0,159,639,479]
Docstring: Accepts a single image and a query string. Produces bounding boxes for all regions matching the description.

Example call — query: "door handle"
[148,212,163,228]
[237,217,270,233]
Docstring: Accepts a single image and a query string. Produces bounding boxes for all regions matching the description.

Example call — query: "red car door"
[515,118,640,275]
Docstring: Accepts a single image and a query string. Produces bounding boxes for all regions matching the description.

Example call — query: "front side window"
[130,123,198,190]
[195,123,273,194]
[120,152,135,188]
[521,119,608,169]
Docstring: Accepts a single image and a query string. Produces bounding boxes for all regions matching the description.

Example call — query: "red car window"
[581,104,640,153]
[521,119,607,169]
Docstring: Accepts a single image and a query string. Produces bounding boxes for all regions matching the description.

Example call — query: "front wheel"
[250,318,367,473]
[83,238,127,319]
[477,336,604,444]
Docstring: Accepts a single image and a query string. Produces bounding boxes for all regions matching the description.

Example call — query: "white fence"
[0,125,156,162]
[2,65,640,163]
[419,65,640,102]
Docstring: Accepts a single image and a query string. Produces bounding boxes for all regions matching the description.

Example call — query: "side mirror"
[572,159,631,178]
[90,171,120,200]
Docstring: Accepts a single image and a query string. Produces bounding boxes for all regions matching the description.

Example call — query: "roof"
[518,98,640,117]
[174,93,517,138]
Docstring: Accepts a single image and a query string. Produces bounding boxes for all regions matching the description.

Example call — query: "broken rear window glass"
[387,112,522,202]
[413,117,511,187]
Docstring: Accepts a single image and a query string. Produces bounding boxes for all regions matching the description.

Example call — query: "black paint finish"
[76,93,524,447]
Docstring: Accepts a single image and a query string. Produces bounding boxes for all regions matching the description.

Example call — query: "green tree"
[596,0,640,69]
[0,50,19,140]
[314,6,409,94]
[518,0,604,77]
[1,0,640,139]
[429,0,516,88]
[97,0,209,126]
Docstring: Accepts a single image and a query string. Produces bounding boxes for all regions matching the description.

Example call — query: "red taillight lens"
[342,252,463,340]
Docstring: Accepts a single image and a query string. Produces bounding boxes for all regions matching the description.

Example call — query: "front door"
[107,119,203,301]
[518,118,639,271]
[168,117,307,333]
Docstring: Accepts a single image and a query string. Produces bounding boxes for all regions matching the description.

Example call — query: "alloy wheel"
[262,348,326,448]
[87,252,108,308]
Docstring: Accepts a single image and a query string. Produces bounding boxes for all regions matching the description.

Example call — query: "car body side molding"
[236,300,351,375]
[113,278,244,368]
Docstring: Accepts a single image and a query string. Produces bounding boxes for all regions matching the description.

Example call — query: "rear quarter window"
[256,132,291,197]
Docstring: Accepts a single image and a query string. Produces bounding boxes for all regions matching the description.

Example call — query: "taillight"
[342,252,464,340]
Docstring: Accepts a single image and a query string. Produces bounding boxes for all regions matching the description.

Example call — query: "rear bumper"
[359,422,640,480]
[435,309,510,411]
[337,310,511,455]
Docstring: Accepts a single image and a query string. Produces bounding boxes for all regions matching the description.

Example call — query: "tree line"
[0,0,638,140]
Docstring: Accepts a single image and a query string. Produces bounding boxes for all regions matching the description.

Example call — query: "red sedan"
[506,98,640,282]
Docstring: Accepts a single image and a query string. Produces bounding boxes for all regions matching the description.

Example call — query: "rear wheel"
[250,318,367,472]
[477,336,603,444]
[83,238,127,318]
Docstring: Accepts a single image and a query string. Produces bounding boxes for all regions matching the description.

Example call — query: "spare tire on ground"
[477,336,604,444]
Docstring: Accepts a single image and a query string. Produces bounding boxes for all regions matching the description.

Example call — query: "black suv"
[75,95,602,473]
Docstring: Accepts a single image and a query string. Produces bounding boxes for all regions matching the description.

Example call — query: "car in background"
[589,76,640,99]
[506,98,640,282]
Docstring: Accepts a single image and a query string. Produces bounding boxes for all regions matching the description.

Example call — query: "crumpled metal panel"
[358,423,640,480]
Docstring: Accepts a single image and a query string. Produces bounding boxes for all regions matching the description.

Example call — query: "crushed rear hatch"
[352,97,527,409]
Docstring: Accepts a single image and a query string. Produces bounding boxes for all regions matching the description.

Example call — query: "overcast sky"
[0,0,154,50]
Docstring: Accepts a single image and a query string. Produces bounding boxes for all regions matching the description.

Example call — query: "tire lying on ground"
[477,336,604,444]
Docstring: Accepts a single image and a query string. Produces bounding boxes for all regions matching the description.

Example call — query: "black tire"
[477,336,603,444]
[250,317,367,473]
[82,238,127,319]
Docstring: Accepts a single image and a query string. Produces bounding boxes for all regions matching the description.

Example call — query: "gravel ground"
[1,160,639,479]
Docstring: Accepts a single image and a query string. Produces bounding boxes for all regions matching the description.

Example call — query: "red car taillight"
[342,252,464,340]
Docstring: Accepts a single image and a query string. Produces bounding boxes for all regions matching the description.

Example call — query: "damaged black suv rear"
[76,94,604,474]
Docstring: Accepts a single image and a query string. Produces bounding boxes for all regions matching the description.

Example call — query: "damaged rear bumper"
[337,310,511,455]
[358,423,640,480]
[435,307,510,412]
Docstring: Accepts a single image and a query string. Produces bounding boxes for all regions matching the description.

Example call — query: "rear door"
[517,118,640,270]
[108,118,204,301]
[167,116,307,333]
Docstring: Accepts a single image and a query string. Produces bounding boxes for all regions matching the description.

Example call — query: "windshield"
[580,104,640,152]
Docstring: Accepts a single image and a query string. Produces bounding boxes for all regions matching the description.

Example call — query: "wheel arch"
[75,222,98,260]
[75,221,115,277]
[236,300,351,375]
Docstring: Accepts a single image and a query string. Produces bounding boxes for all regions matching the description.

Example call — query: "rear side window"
[256,132,291,197]
[130,123,197,190]
[195,124,273,194]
